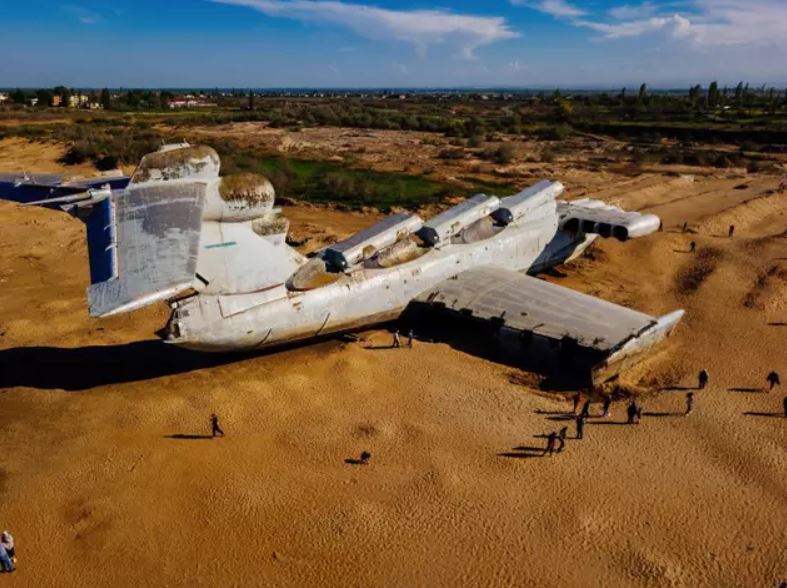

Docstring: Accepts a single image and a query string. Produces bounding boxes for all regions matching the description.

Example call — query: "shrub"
[438,148,466,160]
[539,123,572,141]
[540,148,556,163]
[482,144,515,164]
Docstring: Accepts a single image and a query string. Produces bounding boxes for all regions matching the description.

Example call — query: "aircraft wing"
[414,266,683,384]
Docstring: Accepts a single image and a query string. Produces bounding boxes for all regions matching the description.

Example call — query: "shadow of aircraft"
[0,340,234,391]
[0,337,346,392]
[400,307,594,392]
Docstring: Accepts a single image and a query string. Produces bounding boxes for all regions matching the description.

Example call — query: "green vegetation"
[220,152,512,209]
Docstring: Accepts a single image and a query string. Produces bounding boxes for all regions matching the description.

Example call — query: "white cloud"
[607,2,657,20]
[62,5,101,24]
[684,0,787,47]
[392,62,409,75]
[574,1,786,47]
[213,0,518,58]
[511,0,586,18]
[507,60,527,71]
[575,14,689,39]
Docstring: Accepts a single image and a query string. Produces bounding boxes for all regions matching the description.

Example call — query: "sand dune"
[0,146,785,587]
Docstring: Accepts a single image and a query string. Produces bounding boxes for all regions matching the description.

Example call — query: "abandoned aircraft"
[0,143,683,384]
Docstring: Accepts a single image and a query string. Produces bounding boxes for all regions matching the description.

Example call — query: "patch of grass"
[220,153,499,209]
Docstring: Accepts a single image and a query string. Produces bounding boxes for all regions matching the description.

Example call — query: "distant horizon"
[3,83,786,93]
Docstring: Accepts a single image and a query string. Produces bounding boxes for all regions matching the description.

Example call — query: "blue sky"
[1,0,785,88]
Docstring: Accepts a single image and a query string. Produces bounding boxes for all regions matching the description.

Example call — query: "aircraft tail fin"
[86,144,305,318]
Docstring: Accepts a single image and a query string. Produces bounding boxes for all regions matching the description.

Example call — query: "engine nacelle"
[418,194,500,246]
[559,199,660,241]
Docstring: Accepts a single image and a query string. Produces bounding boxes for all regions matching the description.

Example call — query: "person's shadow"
[497,452,543,459]
[743,411,784,418]
[164,434,213,440]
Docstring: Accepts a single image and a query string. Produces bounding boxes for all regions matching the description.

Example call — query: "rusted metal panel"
[415,266,656,351]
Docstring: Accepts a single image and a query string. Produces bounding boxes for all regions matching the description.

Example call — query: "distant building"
[51,95,62,107]
[0,92,8,103]
[28,97,39,107]
[168,96,217,109]
[67,94,89,108]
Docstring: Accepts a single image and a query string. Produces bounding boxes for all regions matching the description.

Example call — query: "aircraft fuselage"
[165,216,594,352]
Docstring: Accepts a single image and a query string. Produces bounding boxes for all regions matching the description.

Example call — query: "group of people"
[543,394,613,456]
[391,329,415,349]
[680,222,737,255]
[541,367,785,456]
[0,531,15,573]
[699,368,785,415]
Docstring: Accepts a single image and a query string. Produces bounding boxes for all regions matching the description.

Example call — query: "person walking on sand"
[766,371,781,391]
[0,532,14,567]
[575,414,586,440]
[359,450,371,465]
[210,413,224,438]
[698,369,710,390]
[543,432,558,457]
[783,395,787,418]
[407,329,414,348]
[689,241,696,253]
[580,399,591,419]
[557,426,568,453]
[685,392,694,416]
[392,330,401,349]
[728,224,735,238]
[572,393,581,415]
[0,539,13,574]
[682,221,688,233]
[602,395,612,418]
[627,400,639,425]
